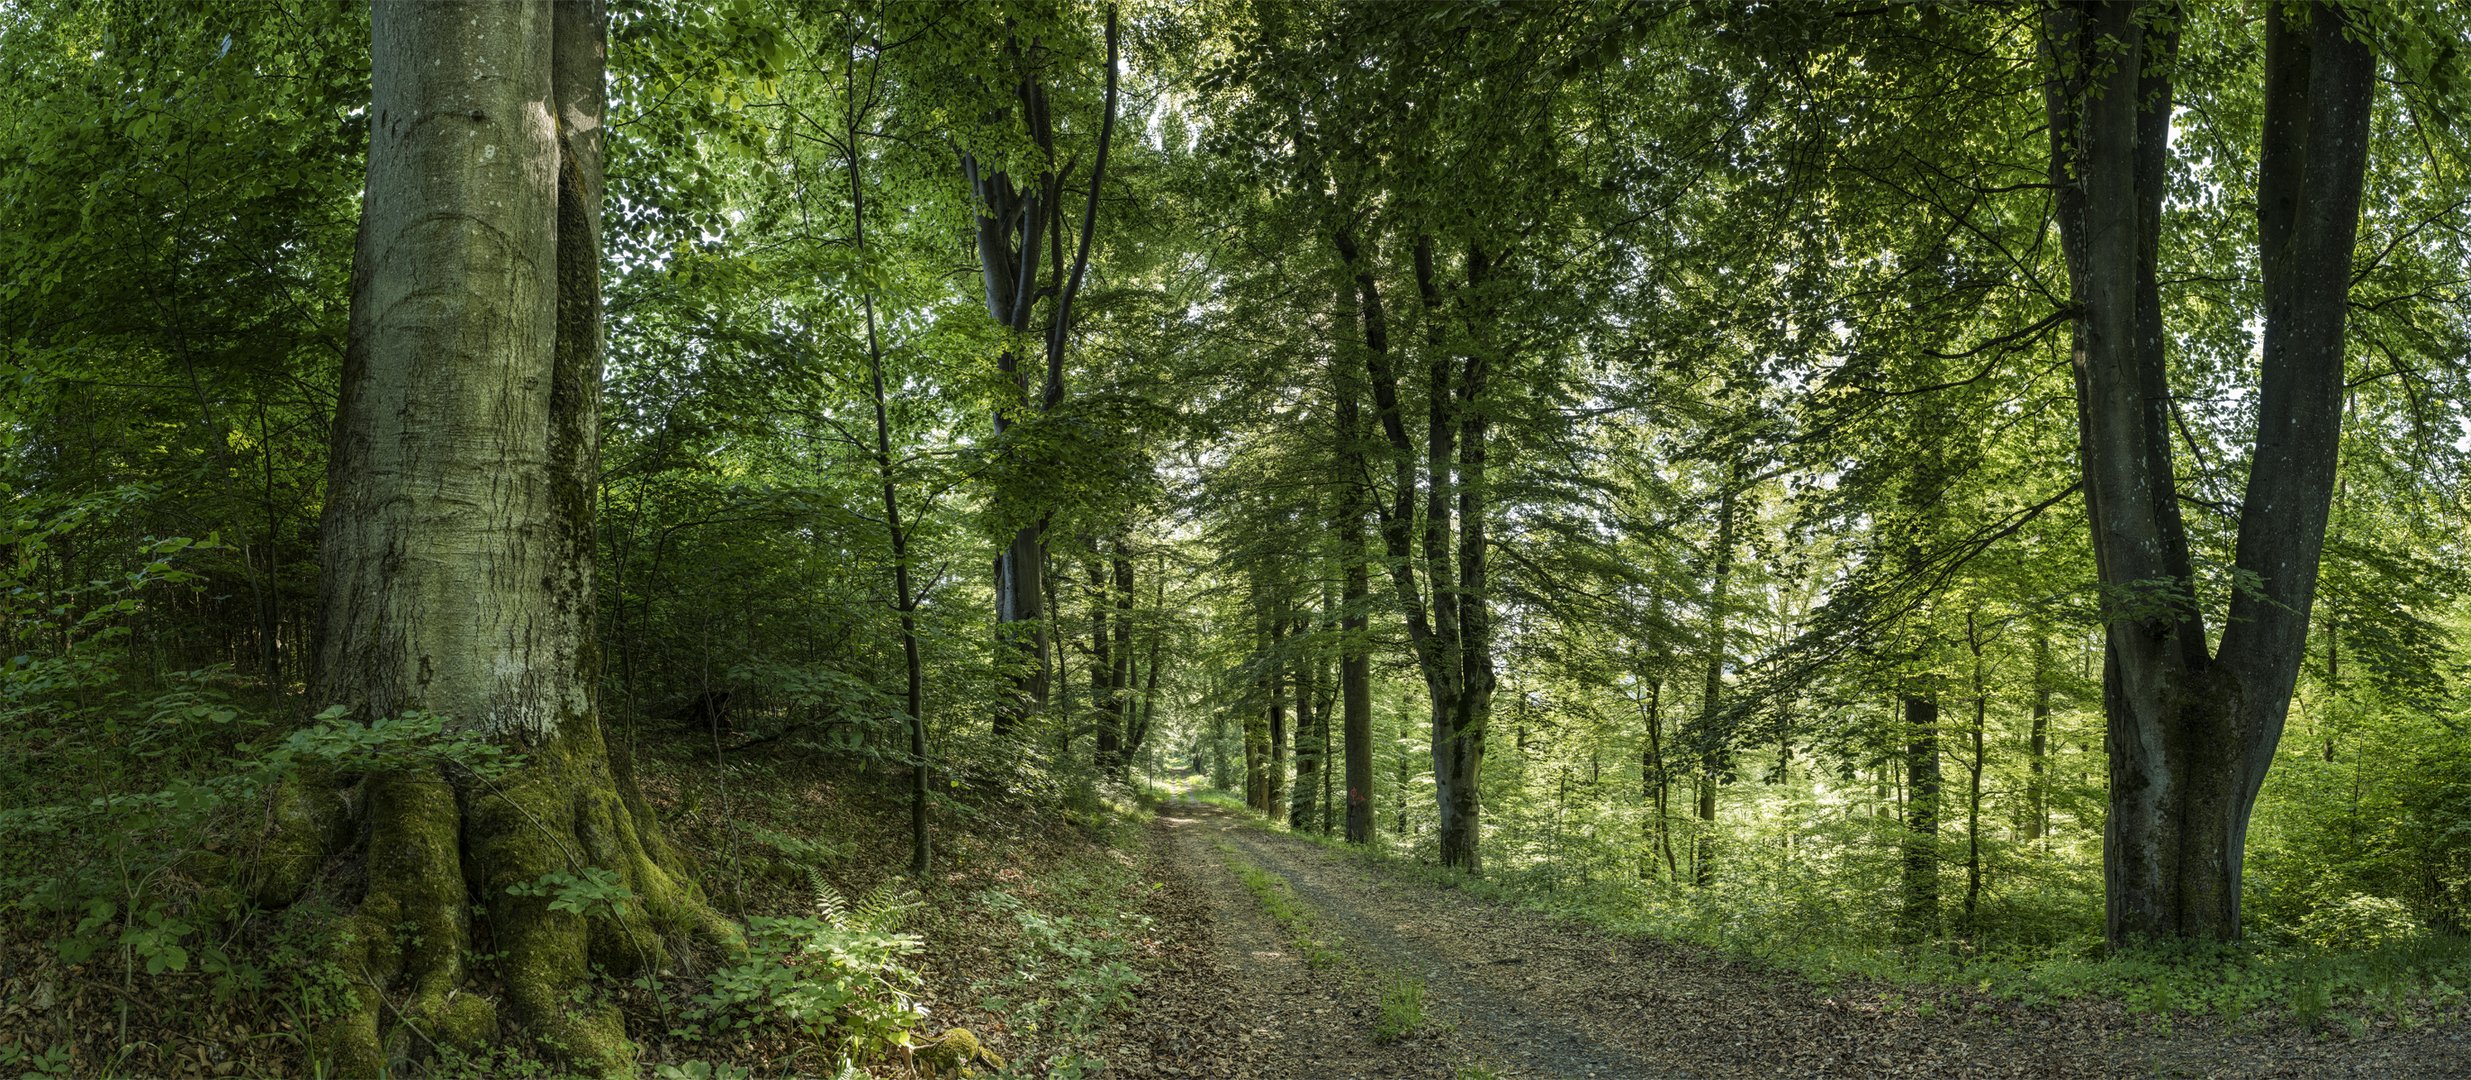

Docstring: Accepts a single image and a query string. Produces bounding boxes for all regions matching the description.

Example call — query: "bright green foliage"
[1,0,2469,1068]
[697,881,925,1060]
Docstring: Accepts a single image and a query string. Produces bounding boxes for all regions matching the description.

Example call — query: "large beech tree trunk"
[2043,0,2373,944]
[965,11,1118,738]
[272,4,731,1073]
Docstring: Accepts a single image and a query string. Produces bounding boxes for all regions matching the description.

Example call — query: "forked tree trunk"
[969,11,1118,738]
[2043,0,2373,944]
[267,3,732,1074]
[1336,229,1495,872]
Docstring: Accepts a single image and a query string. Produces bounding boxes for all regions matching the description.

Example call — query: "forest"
[2,0,2469,1076]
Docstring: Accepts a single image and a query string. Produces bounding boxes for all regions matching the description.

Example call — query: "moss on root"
[326,771,491,1076]
[462,715,738,1076]
[249,772,352,908]
[267,713,736,1078]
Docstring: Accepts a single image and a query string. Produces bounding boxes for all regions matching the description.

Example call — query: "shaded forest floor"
[6,746,2469,1078]
[1095,796,2471,1079]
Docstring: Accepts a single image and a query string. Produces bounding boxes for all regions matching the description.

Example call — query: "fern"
[810,868,845,923]
[853,880,921,933]
[807,871,920,934]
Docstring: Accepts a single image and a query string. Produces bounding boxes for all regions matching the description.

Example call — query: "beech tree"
[953,8,1120,735]
[269,3,729,1071]
[2043,0,2375,943]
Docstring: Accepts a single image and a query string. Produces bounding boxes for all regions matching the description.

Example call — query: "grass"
[1141,775,1250,814]
[1373,974,1425,1043]
[1222,842,1343,969]
[1188,785,2471,1033]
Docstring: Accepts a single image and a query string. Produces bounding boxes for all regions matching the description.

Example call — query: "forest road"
[1102,798,2471,1080]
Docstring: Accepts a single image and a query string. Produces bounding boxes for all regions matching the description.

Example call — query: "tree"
[282,3,730,1070]
[2042,0,2376,943]
[1899,693,1942,940]
[956,7,1120,735]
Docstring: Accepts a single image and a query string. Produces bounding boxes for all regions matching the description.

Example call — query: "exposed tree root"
[259,715,738,1077]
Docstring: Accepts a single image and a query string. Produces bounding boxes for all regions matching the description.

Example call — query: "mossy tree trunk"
[274,3,732,1074]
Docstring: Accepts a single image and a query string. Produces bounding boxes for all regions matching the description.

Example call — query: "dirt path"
[1103,800,2471,1079]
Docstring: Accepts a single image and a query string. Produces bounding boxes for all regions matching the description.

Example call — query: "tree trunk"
[1124,555,1164,770]
[1291,630,1322,828]
[1692,473,1740,887]
[1900,694,1942,941]
[275,5,731,1073]
[1268,615,1289,815]
[2026,632,2052,843]
[1109,544,1134,779]
[1639,675,1677,881]
[1335,272,1377,845]
[1090,555,1118,774]
[1337,228,1494,872]
[1964,613,1988,926]
[843,61,929,878]
[2043,0,2373,944]
[971,11,1118,738]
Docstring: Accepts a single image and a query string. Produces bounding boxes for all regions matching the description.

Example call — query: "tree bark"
[1268,615,1289,815]
[971,9,1118,737]
[2026,632,2052,843]
[1334,271,1378,845]
[1692,471,1740,887]
[1090,554,1118,774]
[1964,612,1988,925]
[283,4,732,1073]
[1638,674,1677,881]
[1335,228,1494,872]
[843,54,930,878]
[1109,543,1134,779]
[1291,623,1323,828]
[2043,0,2373,943]
[1124,554,1165,770]
[1900,694,1942,941]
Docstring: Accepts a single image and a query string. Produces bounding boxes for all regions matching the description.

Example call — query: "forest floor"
[1095,796,2471,1079]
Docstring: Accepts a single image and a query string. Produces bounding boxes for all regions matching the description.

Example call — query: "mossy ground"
[0,741,1163,1078]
